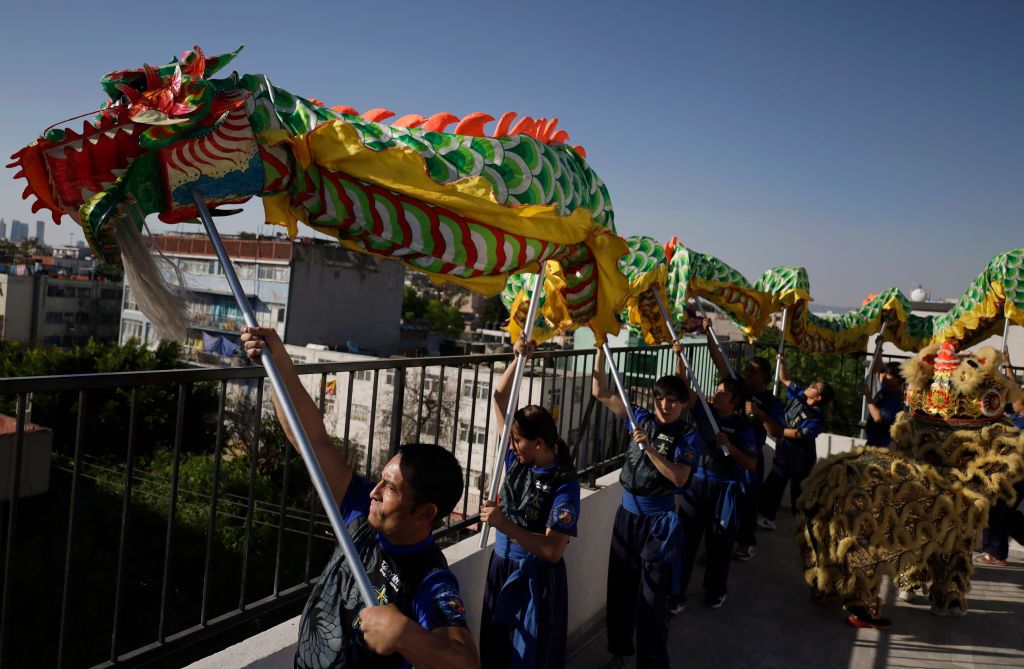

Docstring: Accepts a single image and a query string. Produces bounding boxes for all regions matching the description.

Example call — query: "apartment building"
[119,234,405,356]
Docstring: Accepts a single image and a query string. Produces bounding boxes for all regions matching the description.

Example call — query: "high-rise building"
[10,220,28,243]
[0,219,6,240]
[35,220,45,245]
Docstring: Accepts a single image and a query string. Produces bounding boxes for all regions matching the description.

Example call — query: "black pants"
[981,482,1024,560]
[760,441,814,521]
[735,451,764,547]
[676,476,739,602]
[480,552,568,669]
[606,504,672,669]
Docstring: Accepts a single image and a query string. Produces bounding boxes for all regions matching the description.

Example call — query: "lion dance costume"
[796,341,1024,626]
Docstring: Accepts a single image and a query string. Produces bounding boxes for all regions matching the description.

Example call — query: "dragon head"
[9,45,263,263]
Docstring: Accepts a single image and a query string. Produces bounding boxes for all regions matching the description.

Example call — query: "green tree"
[476,295,509,328]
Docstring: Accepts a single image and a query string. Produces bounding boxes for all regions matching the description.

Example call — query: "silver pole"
[1001,318,1013,375]
[653,291,728,454]
[601,342,640,434]
[478,268,547,548]
[772,308,790,397]
[190,189,376,607]
[694,298,736,378]
[858,322,889,440]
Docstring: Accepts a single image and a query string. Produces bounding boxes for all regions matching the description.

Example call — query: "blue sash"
[621,493,683,590]
[493,533,542,669]
[695,469,745,530]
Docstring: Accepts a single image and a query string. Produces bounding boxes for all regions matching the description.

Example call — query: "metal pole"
[190,189,376,607]
[772,308,790,397]
[601,342,640,434]
[859,322,889,440]
[478,268,547,548]
[1001,318,1013,376]
[694,298,735,378]
[654,291,727,454]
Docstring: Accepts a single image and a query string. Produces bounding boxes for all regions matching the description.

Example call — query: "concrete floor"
[568,513,1024,669]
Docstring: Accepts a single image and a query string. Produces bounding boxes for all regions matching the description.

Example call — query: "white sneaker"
[897,588,917,603]
[734,545,757,561]
[756,516,777,531]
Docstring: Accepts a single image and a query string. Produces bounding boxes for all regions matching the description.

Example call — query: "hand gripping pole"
[859,321,889,440]
[694,297,736,379]
[601,342,640,436]
[770,308,791,397]
[191,189,376,607]
[478,268,547,548]
[653,291,728,455]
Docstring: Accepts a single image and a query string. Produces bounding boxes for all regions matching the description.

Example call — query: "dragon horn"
[422,112,459,133]
[392,114,427,128]
[362,108,395,122]
[493,112,517,138]
[454,112,494,136]
[144,64,163,90]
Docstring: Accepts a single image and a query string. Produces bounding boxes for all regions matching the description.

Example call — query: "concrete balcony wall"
[188,433,864,669]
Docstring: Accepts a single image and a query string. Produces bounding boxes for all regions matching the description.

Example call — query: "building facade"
[0,274,123,345]
[119,234,405,356]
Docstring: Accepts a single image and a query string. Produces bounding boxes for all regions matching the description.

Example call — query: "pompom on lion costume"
[796,341,1024,628]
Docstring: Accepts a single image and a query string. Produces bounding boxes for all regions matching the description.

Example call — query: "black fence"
[0,342,732,668]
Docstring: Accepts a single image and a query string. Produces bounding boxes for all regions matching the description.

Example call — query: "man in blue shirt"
[241,327,479,669]
[863,362,904,447]
[757,355,832,530]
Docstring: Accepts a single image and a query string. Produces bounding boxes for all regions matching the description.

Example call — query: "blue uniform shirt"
[296,476,468,669]
[865,386,903,446]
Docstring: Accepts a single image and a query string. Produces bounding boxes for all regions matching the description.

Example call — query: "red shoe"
[976,553,1009,567]
[845,605,892,630]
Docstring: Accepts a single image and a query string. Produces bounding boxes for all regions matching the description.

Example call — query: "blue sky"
[1,1,1020,306]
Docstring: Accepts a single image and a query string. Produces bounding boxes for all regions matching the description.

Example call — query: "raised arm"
[702,317,732,380]
[777,353,793,388]
[670,342,700,411]
[241,327,352,506]
[592,346,629,419]
[634,427,693,486]
[492,336,535,435]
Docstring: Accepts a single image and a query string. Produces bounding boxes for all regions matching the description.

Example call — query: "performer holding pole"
[197,216,477,666]
[858,322,889,441]
[480,268,547,548]
[593,335,700,669]
[478,336,581,669]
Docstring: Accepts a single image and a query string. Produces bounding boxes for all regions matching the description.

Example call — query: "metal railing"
[0,342,730,668]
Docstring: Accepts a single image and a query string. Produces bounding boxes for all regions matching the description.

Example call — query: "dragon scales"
[10,45,628,342]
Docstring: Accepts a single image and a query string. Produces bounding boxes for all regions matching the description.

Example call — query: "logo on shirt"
[554,504,576,528]
[438,588,467,623]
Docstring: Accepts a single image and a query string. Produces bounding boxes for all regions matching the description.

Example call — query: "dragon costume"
[797,341,1024,624]
[9,45,628,343]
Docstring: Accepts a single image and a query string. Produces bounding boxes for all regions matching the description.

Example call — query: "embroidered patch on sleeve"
[437,588,467,625]
[553,504,577,529]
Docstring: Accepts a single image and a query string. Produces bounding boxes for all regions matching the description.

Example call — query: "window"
[100,288,121,300]
[76,287,92,298]
[458,421,487,446]
[258,265,289,281]
[350,403,370,423]
[550,387,562,405]
[123,286,139,311]
[384,369,397,386]
[461,380,490,401]
[354,370,374,382]
[45,311,63,324]
[122,319,144,341]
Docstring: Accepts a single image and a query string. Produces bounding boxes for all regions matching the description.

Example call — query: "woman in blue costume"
[479,336,581,669]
